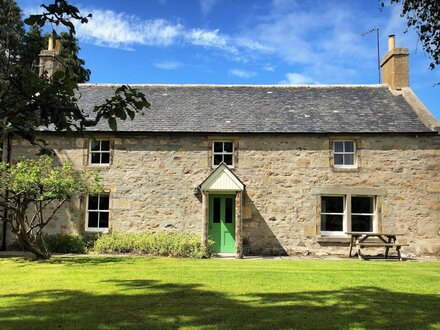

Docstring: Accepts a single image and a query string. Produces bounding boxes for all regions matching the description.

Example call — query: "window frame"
[333,140,356,168]
[351,195,376,233]
[212,141,235,168]
[320,194,377,236]
[88,139,111,166]
[85,194,110,233]
[320,195,347,236]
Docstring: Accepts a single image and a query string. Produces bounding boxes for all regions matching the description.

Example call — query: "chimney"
[38,36,64,78]
[380,34,409,90]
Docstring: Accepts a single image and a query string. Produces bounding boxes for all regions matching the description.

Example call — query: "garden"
[1,256,439,329]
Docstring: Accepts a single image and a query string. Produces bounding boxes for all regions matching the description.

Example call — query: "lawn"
[0,257,439,329]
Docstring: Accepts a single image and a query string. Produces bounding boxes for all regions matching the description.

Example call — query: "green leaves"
[92,84,151,131]
[24,0,92,35]
[0,156,104,200]
[385,0,440,71]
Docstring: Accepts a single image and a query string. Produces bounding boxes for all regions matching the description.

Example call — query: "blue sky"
[19,0,440,120]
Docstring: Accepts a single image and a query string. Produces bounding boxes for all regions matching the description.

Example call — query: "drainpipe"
[1,133,11,251]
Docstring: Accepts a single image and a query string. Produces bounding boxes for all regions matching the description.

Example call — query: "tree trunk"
[17,232,51,260]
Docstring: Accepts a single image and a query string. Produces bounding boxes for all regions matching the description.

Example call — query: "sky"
[18,0,440,120]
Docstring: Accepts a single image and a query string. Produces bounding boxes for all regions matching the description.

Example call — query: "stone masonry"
[6,132,440,257]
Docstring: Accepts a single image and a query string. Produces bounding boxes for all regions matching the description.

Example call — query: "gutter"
[1,133,11,251]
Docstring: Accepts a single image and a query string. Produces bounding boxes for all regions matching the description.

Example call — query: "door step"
[215,253,236,258]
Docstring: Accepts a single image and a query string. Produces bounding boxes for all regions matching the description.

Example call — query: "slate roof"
[74,84,433,133]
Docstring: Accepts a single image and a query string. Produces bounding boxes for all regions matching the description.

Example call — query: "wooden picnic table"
[346,232,408,261]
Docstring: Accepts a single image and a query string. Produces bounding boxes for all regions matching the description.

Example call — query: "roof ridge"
[78,83,388,88]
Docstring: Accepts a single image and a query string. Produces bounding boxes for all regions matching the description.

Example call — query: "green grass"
[0,257,439,329]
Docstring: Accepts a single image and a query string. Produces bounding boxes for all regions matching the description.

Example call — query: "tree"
[0,156,103,259]
[0,0,149,254]
[0,0,150,148]
[383,0,440,70]
[20,24,46,71]
[0,0,25,91]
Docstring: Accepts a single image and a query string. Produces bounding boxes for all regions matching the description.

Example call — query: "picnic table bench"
[346,232,408,261]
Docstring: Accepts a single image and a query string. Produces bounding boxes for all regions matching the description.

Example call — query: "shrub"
[94,232,214,258]
[37,233,87,254]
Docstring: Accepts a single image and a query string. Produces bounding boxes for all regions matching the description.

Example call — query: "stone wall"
[7,133,440,256]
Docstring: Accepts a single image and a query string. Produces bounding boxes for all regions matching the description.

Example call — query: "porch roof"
[200,163,245,192]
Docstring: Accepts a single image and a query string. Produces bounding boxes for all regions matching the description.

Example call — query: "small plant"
[94,232,214,258]
[38,233,86,254]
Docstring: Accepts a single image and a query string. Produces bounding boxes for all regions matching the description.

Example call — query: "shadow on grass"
[1,280,439,329]
[1,256,138,266]
[45,256,140,266]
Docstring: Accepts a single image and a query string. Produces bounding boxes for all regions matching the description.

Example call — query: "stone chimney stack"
[38,36,64,78]
[380,34,409,90]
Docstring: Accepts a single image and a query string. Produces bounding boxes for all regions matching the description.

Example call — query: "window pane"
[213,198,221,223]
[101,140,110,151]
[213,154,222,165]
[352,215,373,232]
[225,198,233,223]
[91,152,100,164]
[88,196,99,210]
[352,197,373,214]
[213,142,223,152]
[344,154,354,165]
[334,142,344,152]
[345,141,354,152]
[224,142,233,152]
[321,196,344,213]
[101,152,110,164]
[334,154,344,165]
[223,154,233,165]
[99,212,109,228]
[90,140,100,151]
[99,195,109,210]
[88,211,99,228]
[321,214,343,232]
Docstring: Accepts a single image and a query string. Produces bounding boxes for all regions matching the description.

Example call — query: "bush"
[38,233,87,254]
[94,232,214,258]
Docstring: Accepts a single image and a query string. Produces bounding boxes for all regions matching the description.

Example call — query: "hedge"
[93,232,213,258]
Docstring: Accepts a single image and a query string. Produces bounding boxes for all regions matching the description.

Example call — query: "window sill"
[317,236,351,243]
[332,166,359,173]
[85,228,109,233]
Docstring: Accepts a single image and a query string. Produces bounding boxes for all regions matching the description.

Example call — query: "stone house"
[1,36,439,258]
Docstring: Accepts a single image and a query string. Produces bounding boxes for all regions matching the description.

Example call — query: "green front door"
[209,194,236,253]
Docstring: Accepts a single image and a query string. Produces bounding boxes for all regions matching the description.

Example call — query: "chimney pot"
[388,34,395,51]
[54,39,61,53]
[48,36,54,51]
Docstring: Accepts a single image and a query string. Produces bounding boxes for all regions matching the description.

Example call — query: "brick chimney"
[380,35,409,90]
[38,36,64,78]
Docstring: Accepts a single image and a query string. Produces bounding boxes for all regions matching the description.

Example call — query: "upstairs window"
[212,141,234,167]
[86,194,109,232]
[333,141,356,167]
[89,139,110,165]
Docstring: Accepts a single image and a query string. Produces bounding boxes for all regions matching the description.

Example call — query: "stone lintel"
[311,186,387,196]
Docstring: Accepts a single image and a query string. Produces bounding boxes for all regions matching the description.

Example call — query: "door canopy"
[200,163,245,192]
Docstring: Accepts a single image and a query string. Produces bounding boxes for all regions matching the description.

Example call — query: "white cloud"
[229,69,257,79]
[263,64,275,72]
[74,9,183,49]
[154,61,183,70]
[200,0,218,16]
[279,73,319,85]
[186,29,235,52]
